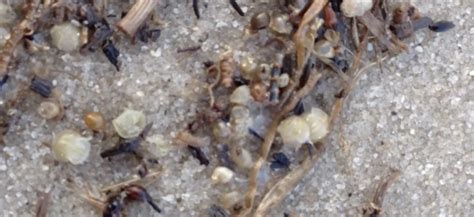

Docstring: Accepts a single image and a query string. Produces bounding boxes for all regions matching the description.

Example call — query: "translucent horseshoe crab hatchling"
[112,109,147,139]
[52,130,91,165]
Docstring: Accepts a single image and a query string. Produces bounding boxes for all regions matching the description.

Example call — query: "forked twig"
[241,70,322,216]
[100,170,163,193]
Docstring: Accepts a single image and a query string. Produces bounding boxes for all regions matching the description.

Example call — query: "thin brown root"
[357,12,405,54]
[241,70,323,216]
[363,169,401,217]
[0,0,52,77]
[207,64,221,107]
[174,130,208,147]
[35,191,51,217]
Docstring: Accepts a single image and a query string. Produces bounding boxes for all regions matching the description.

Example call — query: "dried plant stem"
[100,170,162,193]
[241,70,322,216]
[293,0,328,70]
[117,0,158,38]
[255,95,343,216]
[0,0,51,77]
[207,63,221,107]
[358,11,405,54]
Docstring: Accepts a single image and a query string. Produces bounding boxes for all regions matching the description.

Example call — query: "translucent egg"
[112,109,146,139]
[52,130,91,165]
[302,107,330,143]
[277,116,310,148]
[37,101,60,120]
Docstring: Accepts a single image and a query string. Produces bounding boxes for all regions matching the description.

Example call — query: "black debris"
[270,152,290,170]
[229,0,245,16]
[429,20,455,32]
[102,40,120,71]
[30,77,53,98]
[188,145,209,165]
[208,204,229,217]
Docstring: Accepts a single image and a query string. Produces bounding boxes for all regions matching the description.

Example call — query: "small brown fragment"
[35,192,50,217]
[84,112,105,131]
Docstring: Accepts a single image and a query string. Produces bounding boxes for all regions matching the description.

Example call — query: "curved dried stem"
[240,69,322,216]
[293,0,328,70]
[0,0,53,77]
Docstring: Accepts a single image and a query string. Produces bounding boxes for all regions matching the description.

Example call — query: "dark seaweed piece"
[102,40,120,71]
[281,53,294,76]
[101,123,152,158]
[0,75,8,89]
[103,195,123,217]
[229,0,245,16]
[193,0,200,19]
[270,152,290,170]
[429,21,455,32]
[100,137,141,158]
[232,75,249,86]
[30,77,52,98]
[332,56,348,72]
[293,99,305,115]
[188,145,209,165]
[124,185,161,213]
[136,24,161,43]
[208,204,229,217]
[248,128,264,141]
[217,144,233,169]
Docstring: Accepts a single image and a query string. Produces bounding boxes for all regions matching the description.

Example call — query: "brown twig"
[117,0,158,38]
[357,11,405,54]
[35,191,51,217]
[363,169,401,217]
[0,0,52,77]
[100,170,162,193]
[241,69,322,216]
[293,0,328,70]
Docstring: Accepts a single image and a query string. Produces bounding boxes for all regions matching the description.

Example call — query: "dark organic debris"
[208,204,230,217]
[0,75,8,89]
[270,152,290,170]
[103,185,161,217]
[217,144,233,169]
[248,128,264,141]
[293,99,305,115]
[30,77,53,98]
[102,40,121,71]
[101,123,152,158]
[136,24,161,43]
[269,65,281,104]
[193,0,200,19]
[188,145,210,165]
[429,21,455,32]
[230,0,245,16]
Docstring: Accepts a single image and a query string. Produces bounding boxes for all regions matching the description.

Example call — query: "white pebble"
[341,0,373,17]
[211,166,234,184]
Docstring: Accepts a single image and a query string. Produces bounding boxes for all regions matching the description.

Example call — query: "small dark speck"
[391,111,397,116]
[348,192,352,197]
